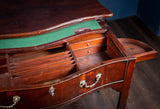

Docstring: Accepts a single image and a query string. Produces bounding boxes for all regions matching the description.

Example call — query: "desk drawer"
[70,37,105,50]
[0,61,126,109]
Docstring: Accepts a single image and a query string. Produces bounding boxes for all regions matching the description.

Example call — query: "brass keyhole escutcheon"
[49,86,55,96]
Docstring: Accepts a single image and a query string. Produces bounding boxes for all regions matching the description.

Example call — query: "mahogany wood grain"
[0,55,7,66]
[118,38,157,62]
[70,37,105,50]
[69,34,105,44]
[105,27,129,57]
[0,17,157,109]
[12,60,75,75]
[77,52,111,70]
[9,47,68,63]
[0,65,8,74]
[118,59,136,109]
[107,37,123,58]
[74,45,107,57]
[66,42,81,71]
[0,0,112,39]
[12,57,74,75]
[0,59,129,109]
[0,73,10,89]
[0,55,8,74]
[134,51,157,62]
[13,64,77,85]
[11,55,72,69]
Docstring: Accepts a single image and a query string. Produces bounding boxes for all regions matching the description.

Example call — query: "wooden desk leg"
[118,87,130,109]
[118,60,136,109]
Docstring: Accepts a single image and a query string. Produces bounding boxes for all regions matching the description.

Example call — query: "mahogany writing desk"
[0,0,157,109]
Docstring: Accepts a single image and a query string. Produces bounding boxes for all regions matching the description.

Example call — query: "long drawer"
[0,60,126,109]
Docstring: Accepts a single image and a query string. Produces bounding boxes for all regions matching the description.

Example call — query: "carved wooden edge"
[0,15,112,39]
[0,19,110,54]
[0,0,113,39]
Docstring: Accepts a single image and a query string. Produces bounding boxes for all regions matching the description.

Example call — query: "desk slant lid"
[0,0,112,39]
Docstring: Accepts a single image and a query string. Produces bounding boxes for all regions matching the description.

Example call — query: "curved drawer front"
[0,61,126,109]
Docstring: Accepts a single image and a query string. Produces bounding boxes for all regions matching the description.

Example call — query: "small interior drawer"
[70,37,105,50]
[73,45,106,58]
[118,38,157,62]
[69,33,105,50]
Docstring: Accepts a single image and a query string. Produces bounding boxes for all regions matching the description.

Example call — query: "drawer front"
[70,37,105,50]
[73,45,106,58]
[0,61,126,109]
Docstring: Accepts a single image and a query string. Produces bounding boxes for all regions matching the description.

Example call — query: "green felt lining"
[0,20,101,49]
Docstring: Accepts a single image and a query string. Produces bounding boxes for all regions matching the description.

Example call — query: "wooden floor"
[56,16,160,109]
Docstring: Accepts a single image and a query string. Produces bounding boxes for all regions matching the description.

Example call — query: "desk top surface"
[0,0,112,39]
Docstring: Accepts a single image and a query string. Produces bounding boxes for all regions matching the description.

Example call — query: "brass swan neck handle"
[0,96,20,108]
[80,73,102,88]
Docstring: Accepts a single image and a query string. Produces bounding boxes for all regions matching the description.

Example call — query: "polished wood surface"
[56,16,160,109]
[118,38,157,62]
[0,23,157,109]
[0,2,158,108]
[0,23,135,109]
[0,0,112,39]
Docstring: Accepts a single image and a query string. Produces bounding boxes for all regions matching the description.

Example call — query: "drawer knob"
[0,96,20,108]
[80,72,102,88]
[49,86,55,96]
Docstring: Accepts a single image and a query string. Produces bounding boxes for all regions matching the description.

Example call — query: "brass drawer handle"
[0,96,20,108]
[80,73,102,88]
